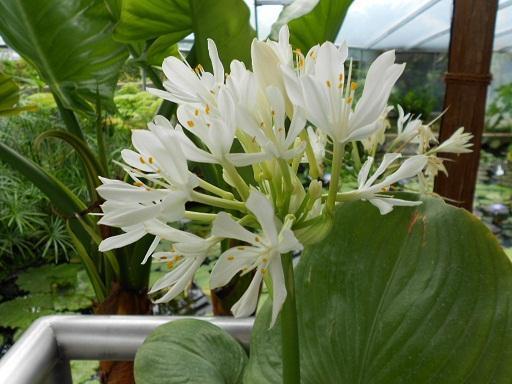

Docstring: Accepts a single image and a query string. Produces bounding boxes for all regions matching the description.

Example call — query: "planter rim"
[0,315,254,384]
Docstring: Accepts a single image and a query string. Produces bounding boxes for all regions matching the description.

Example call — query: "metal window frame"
[0,315,253,384]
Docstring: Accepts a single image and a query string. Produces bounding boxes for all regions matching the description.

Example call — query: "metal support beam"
[0,315,253,384]
[366,0,443,49]
[434,0,499,210]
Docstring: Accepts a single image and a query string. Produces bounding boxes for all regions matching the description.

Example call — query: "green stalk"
[278,159,292,218]
[222,161,250,200]
[326,142,344,215]
[53,94,85,141]
[281,252,300,384]
[191,191,246,212]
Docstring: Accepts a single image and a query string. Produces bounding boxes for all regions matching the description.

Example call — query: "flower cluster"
[96,26,472,324]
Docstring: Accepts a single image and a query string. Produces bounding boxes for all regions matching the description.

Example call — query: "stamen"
[261,268,267,274]
[237,246,246,250]
[133,181,144,187]
[148,156,154,164]
[194,109,200,116]
[187,120,195,128]
[262,257,268,263]
[139,156,145,164]
[351,82,358,91]
[205,104,211,114]
[326,80,332,88]
[255,236,261,242]
[166,261,174,269]
[227,256,235,261]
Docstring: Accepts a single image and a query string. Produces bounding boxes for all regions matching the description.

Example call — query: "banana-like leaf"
[113,0,255,69]
[271,0,353,53]
[245,196,512,383]
[134,319,248,384]
[0,72,36,116]
[0,0,128,115]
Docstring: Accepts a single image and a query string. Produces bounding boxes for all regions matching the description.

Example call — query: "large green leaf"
[114,0,255,69]
[134,319,248,384]
[245,196,512,383]
[271,0,353,53]
[0,0,128,114]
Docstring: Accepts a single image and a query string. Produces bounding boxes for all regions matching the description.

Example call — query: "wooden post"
[433,0,498,211]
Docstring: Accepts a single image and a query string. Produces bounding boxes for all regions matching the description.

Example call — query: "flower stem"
[326,142,344,215]
[281,252,300,384]
[191,191,246,212]
[222,161,250,200]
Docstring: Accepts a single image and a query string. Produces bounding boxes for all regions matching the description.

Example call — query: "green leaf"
[0,0,128,114]
[0,72,36,116]
[245,196,512,383]
[17,264,84,293]
[114,0,255,69]
[134,319,247,384]
[271,0,353,53]
[0,294,55,330]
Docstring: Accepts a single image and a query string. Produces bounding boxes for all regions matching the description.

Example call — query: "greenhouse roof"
[253,0,512,53]
[1,1,511,54]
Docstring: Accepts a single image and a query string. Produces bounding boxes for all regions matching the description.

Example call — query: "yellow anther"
[326,80,332,88]
[139,156,145,164]
[339,73,344,82]
[261,268,267,274]
[160,256,168,260]
[133,181,144,187]
[347,97,353,104]
[262,258,268,263]
[148,156,154,164]
[227,256,235,261]
[255,236,261,242]
[351,82,358,91]
[237,246,246,250]
[294,48,302,54]
[205,104,211,114]
[187,120,195,128]
[166,261,174,269]
[194,109,200,116]
[174,255,183,261]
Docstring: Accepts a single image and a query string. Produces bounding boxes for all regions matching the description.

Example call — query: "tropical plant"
[90,10,486,379]
[0,0,352,312]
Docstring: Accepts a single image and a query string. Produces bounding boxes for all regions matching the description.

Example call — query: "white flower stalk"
[142,220,219,303]
[237,86,307,160]
[339,154,428,214]
[210,189,303,326]
[147,39,223,106]
[429,127,473,154]
[282,42,405,144]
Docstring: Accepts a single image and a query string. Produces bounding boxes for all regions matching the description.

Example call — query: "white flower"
[143,220,219,303]
[174,89,269,167]
[302,126,327,175]
[282,43,405,144]
[361,106,392,153]
[210,189,303,326]
[97,124,199,251]
[340,154,428,214]
[237,86,307,160]
[147,39,224,106]
[430,127,473,154]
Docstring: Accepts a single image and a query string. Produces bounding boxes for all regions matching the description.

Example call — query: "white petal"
[98,203,160,227]
[278,228,303,254]
[246,189,279,245]
[372,155,427,191]
[231,270,263,318]
[358,157,374,188]
[209,246,261,289]
[144,220,200,243]
[207,38,224,84]
[99,227,146,252]
[268,257,287,327]
[141,236,160,264]
[364,153,402,188]
[121,149,154,172]
[212,212,258,245]
[225,152,271,167]
[152,257,204,303]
